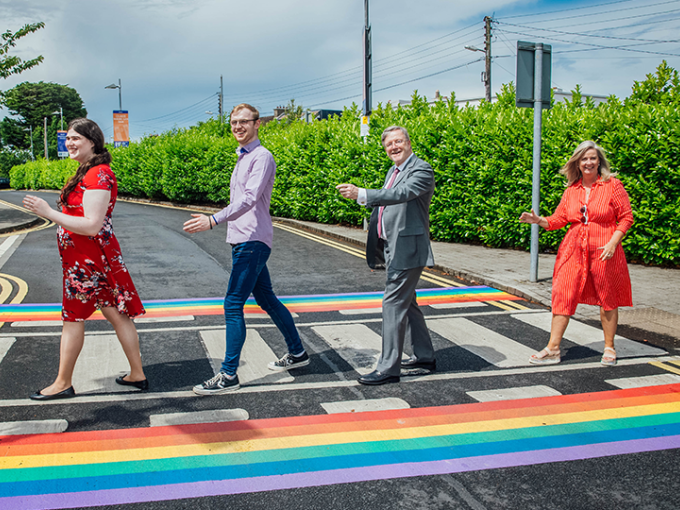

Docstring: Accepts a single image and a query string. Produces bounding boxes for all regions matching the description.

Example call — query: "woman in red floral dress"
[23,118,148,400]
[520,141,634,367]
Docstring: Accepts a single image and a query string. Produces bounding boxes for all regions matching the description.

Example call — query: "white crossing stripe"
[321,397,410,414]
[311,324,384,375]
[0,235,20,259]
[467,385,562,402]
[0,419,68,435]
[605,374,680,389]
[0,337,15,363]
[135,315,195,324]
[427,317,536,367]
[199,329,294,385]
[338,308,382,315]
[72,334,133,394]
[511,311,666,357]
[429,302,488,310]
[11,321,62,328]
[150,409,249,427]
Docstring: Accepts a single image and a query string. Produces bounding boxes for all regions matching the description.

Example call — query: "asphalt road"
[1,190,679,510]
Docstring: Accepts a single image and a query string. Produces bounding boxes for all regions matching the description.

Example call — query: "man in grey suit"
[336,125,436,385]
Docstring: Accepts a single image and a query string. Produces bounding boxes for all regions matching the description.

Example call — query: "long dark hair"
[59,118,112,205]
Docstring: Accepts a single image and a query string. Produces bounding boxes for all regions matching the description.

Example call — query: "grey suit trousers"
[376,265,435,376]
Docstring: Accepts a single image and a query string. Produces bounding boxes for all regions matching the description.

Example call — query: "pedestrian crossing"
[511,311,663,357]
[0,308,668,401]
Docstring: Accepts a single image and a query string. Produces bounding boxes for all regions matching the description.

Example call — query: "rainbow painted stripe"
[0,286,521,322]
[1,384,679,509]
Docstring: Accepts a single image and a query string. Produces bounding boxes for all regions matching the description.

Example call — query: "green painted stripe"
[2,411,678,483]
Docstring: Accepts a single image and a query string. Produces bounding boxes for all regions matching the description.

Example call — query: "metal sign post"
[516,41,552,282]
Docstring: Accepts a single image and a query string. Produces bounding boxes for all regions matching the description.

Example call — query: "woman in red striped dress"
[520,141,634,366]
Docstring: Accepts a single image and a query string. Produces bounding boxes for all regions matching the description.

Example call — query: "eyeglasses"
[580,205,588,224]
[230,119,258,127]
[384,139,406,149]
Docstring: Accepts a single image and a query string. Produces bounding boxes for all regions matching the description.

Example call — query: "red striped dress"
[545,177,634,316]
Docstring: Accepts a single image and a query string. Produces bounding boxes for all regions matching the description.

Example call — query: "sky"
[1,0,679,141]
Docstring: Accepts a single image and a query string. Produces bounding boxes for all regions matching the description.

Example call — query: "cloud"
[0,0,678,140]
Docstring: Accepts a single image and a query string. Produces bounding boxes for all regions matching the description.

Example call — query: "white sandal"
[529,347,561,365]
[601,347,617,366]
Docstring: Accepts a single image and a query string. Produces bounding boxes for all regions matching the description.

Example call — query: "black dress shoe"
[115,375,149,391]
[30,386,76,401]
[401,357,436,371]
[358,370,400,386]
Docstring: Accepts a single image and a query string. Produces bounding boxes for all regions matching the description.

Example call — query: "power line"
[501,0,680,23]
[495,28,680,57]
[497,21,680,44]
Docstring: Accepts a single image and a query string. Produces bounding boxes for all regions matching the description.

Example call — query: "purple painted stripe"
[4,435,679,510]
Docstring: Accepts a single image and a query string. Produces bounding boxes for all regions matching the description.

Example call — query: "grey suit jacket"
[365,154,435,271]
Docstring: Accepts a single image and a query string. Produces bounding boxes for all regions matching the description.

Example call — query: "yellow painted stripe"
[0,273,28,304]
[499,299,529,311]
[420,272,464,288]
[649,361,680,376]
[666,360,680,368]
[4,401,679,470]
[487,301,515,311]
[274,223,366,258]
[0,277,11,304]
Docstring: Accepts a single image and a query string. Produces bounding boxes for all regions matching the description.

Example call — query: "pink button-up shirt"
[212,139,276,248]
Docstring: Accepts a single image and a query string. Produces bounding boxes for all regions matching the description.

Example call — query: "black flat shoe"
[401,357,436,371]
[30,386,76,401]
[358,370,400,386]
[115,375,149,391]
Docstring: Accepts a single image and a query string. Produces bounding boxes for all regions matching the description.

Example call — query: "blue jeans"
[221,241,304,375]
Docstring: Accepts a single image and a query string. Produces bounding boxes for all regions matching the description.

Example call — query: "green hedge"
[10,66,680,266]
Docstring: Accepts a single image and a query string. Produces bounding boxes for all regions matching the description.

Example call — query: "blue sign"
[114,141,130,148]
[57,131,68,158]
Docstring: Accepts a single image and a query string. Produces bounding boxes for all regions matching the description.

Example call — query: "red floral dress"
[58,164,145,321]
[546,177,634,316]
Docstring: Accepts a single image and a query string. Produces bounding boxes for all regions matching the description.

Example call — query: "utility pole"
[219,75,224,124]
[483,16,492,102]
[363,0,372,119]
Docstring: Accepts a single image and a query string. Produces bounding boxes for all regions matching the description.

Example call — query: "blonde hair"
[559,140,615,186]
[230,103,259,120]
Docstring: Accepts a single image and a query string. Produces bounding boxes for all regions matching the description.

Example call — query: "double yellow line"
[274,221,528,311]
[649,360,680,376]
[0,272,28,328]
[0,198,55,237]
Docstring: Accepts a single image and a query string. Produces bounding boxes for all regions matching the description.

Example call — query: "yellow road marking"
[649,361,680,376]
[0,277,12,304]
[0,198,54,237]
[487,301,516,311]
[0,273,28,328]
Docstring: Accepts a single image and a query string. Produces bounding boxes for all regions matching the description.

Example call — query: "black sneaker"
[193,372,240,395]
[268,351,310,372]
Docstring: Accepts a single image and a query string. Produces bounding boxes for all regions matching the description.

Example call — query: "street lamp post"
[52,107,63,130]
[105,79,122,110]
[25,126,34,161]
[43,116,48,161]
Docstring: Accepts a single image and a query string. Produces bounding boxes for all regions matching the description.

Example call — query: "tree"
[0,22,45,80]
[0,81,87,157]
[284,99,304,124]
[628,60,680,105]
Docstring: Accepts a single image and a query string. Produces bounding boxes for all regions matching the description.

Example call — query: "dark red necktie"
[377,168,399,239]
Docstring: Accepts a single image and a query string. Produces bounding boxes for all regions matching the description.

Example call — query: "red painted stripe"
[3,384,679,457]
